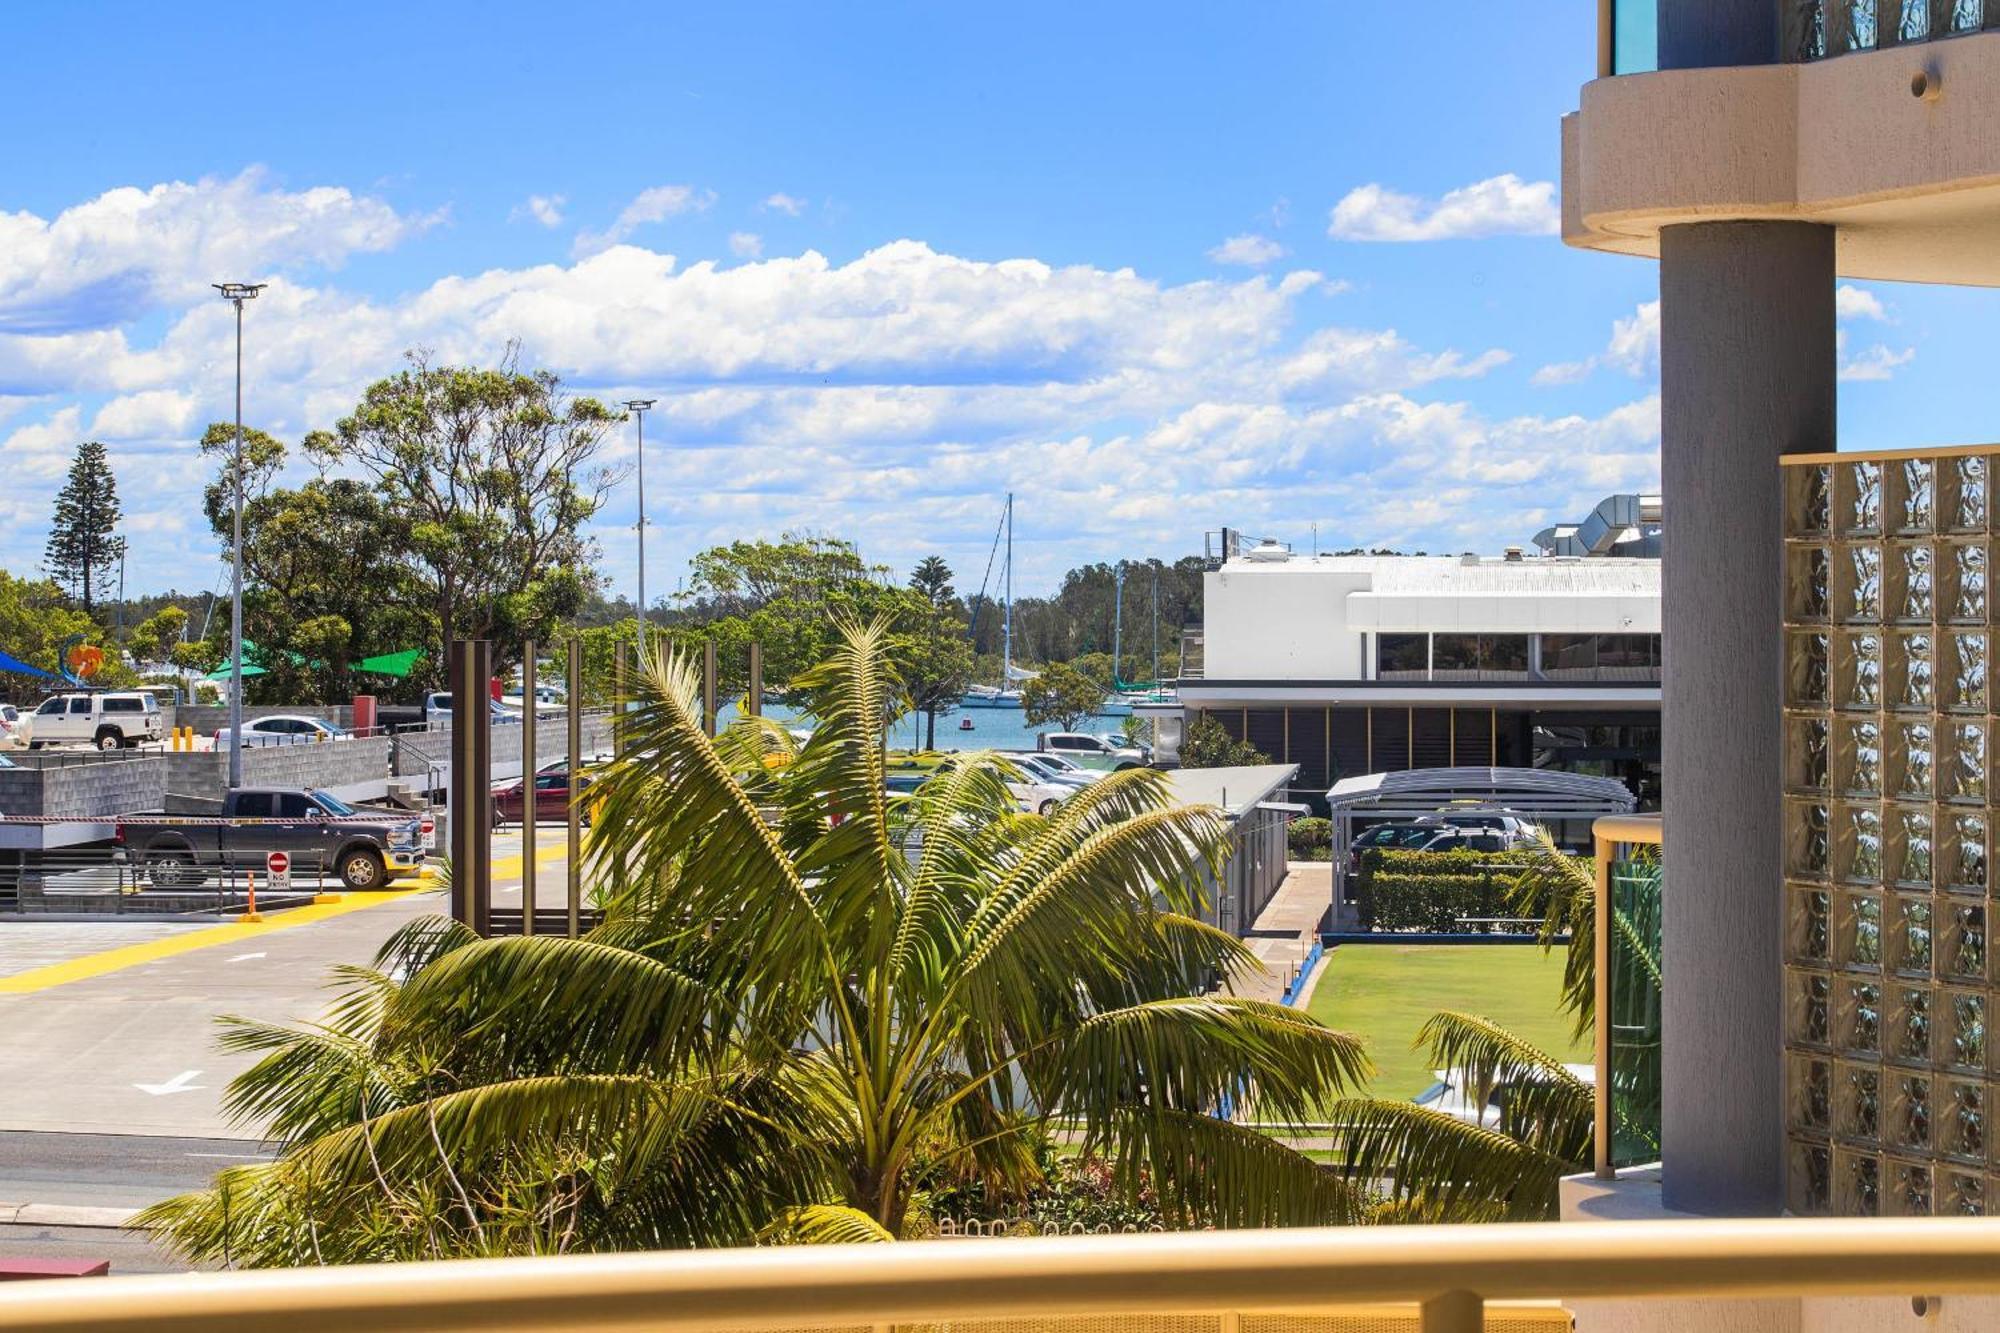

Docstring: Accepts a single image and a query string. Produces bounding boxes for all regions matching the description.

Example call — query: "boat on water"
[958,716,976,731]
[961,493,1036,709]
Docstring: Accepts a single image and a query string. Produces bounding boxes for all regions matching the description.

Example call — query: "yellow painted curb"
[0,888,429,995]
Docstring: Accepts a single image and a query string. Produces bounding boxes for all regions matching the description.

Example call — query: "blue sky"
[1,1,1984,600]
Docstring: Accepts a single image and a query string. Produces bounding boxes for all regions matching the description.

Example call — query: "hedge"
[1288,816,1331,861]
[1356,847,1584,934]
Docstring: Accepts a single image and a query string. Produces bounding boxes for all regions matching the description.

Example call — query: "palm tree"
[1329,832,1660,1222]
[142,618,1370,1265]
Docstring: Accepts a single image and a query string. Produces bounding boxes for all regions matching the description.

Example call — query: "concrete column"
[1657,0,1777,69]
[1658,221,1834,1215]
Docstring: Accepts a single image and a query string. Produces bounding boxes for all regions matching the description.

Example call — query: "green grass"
[1303,943,1588,1100]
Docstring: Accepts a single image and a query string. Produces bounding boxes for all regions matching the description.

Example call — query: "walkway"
[1230,861,1329,1005]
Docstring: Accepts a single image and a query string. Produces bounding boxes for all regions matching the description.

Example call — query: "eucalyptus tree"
[143,619,1367,1263]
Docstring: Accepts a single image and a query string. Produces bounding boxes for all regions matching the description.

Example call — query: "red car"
[491,767,594,826]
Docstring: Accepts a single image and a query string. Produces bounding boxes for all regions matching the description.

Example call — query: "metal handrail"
[5,1218,2000,1331]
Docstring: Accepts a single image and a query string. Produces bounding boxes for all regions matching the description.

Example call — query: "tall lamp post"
[623,399,656,651]
[212,282,266,790]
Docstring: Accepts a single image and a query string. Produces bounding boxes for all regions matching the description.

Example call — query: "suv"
[28,691,163,750]
[1036,732,1146,771]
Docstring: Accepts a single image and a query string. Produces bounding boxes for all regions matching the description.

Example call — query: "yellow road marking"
[0,888,435,995]
[0,839,581,997]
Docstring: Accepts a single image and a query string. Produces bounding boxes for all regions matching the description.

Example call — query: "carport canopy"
[1324,766,1639,903]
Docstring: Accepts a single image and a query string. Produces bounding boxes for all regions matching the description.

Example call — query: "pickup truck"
[117,788,424,891]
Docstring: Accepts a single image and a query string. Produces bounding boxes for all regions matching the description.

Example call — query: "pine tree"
[43,440,128,616]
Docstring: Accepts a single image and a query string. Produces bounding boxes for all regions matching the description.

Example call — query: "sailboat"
[961,494,1028,708]
[1110,561,1176,709]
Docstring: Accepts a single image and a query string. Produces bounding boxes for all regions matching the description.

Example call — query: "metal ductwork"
[1532,493,1663,558]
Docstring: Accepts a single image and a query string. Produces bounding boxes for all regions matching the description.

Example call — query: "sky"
[1,1,1989,604]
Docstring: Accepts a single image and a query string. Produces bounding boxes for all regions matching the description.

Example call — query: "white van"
[29,691,164,750]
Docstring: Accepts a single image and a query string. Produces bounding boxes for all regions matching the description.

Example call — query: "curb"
[0,1202,140,1230]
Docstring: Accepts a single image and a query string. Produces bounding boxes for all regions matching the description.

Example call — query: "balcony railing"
[1786,1,1995,62]
[10,1218,2000,1331]
[1593,813,1664,1177]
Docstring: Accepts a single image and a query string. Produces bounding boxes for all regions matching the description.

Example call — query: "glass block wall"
[1784,448,1995,1217]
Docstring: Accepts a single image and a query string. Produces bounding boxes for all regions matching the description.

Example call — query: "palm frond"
[1415,1010,1593,1160]
[1505,829,1596,1033]
[758,1204,896,1245]
[1098,1108,1361,1228]
[1327,1097,1574,1221]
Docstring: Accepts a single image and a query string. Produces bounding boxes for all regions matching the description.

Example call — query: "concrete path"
[1231,861,1329,1005]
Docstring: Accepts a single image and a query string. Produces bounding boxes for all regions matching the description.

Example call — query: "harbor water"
[720,701,1143,753]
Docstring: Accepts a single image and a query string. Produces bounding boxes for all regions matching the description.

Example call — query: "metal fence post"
[748,641,763,717]
[449,639,494,936]
[521,640,536,937]
[567,636,582,938]
[703,640,719,737]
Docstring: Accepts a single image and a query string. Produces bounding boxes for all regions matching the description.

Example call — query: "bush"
[1288,816,1331,861]
[1356,847,1585,934]
[1181,713,1270,768]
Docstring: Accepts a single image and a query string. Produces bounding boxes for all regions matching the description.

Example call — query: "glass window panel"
[1431,634,1479,676]
[1479,634,1529,676]
[1376,633,1427,679]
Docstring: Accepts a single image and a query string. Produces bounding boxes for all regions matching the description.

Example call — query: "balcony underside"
[1564,30,2000,285]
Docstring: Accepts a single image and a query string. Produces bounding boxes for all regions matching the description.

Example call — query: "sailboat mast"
[1002,493,1013,686]
[1151,565,1159,682]
[1113,562,1124,686]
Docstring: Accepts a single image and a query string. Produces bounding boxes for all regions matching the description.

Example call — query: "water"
[718,701,1140,753]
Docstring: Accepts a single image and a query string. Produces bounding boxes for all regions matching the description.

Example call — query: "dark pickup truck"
[117,788,424,891]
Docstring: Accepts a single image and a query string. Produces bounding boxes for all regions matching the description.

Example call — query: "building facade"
[1179,537,1661,811]
[1568,0,2000,1222]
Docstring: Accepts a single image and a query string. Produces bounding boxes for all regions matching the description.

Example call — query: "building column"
[1658,221,1834,1215]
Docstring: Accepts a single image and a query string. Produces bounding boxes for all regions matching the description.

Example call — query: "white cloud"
[0,168,431,335]
[0,173,1655,596]
[90,389,196,439]
[1839,335,1915,382]
[573,185,716,257]
[761,192,806,217]
[1836,284,1888,322]
[1532,300,1657,386]
[728,231,764,260]
[1207,234,1286,266]
[1328,173,1558,242]
[512,194,566,228]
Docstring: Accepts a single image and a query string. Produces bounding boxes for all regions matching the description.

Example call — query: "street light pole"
[622,399,657,653]
[213,282,266,790]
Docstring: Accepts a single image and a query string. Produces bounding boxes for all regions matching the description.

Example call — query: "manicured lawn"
[1303,943,1589,1100]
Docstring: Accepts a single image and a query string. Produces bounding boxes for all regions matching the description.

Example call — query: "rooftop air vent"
[1504,546,1525,562]
[1242,539,1292,563]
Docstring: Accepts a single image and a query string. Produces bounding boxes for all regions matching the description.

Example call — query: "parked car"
[1005,752,1098,790]
[1035,731,1146,771]
[118,787,423,891]
[492,763,597,826]
[0,704,28,749]
[26,691,163,750]
[425,691,523,724]
[930,756,1074,815]
[212,714,344,749]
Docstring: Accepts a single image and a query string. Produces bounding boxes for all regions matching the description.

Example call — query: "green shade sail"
[354,648,424,678]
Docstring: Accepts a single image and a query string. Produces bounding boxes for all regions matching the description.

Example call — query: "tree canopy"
[43,440,127,616]
[1022,661,1107,731]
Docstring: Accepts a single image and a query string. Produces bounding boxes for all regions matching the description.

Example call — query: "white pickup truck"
[26,691,164,750]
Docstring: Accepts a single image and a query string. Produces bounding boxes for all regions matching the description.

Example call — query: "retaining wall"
[161,735,393,801]
[0,754,166,818]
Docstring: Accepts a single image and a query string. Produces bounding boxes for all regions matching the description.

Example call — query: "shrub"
[1356,847,1586,934]
[1288,816,1331,860]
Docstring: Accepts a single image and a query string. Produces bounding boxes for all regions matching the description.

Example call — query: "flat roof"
[1164,763,1299,818]
[1215,554,1658,597]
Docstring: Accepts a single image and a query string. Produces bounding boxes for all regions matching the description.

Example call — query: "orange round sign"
[66,644,103,677]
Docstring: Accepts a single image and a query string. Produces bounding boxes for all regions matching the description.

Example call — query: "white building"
[1173,517,1662,807]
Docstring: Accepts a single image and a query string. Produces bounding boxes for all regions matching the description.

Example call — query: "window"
[1377,633,1428,679]
[1540,634,1598,677]
[68,697,91,714]
[232,793,275,818]
[1481,635,1529,675]
[103,697,141,713]
[36,698,64,715]
[1431,634,1479,675]
[277,794,318,819]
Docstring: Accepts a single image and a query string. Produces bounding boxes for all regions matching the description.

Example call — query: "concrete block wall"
[0,755,167,818]
[162,735,393,800]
